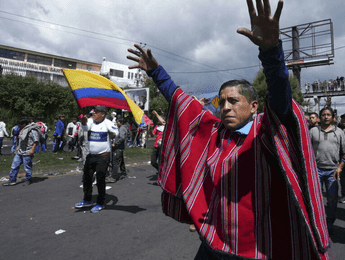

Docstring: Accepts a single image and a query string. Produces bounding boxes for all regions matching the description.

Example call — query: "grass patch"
[0,146,154,176]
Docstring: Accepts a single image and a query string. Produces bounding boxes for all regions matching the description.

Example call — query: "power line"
[168,64,260,74]
[0,10,261,78]
[0,10,225,72]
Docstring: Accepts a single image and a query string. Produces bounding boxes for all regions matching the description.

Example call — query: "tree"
[144,76,168,115]
[0,73,85,129]
[253,69,305,113]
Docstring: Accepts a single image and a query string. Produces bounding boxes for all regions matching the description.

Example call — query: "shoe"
[90,204,105,213]
[75,200,93,208]
[119,175,126,180]
[22,179,32,186]
[72,156,80,159]
[106,177,117,183]
[339,196,345,204]
[77,158,83,162]
[2,180,17,186]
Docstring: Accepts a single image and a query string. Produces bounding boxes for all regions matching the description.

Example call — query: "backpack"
[36,122,45,134]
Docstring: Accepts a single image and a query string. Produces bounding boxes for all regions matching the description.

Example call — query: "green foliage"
[144,77,168,123]
[253,69,305,113]
[0,74,85,130]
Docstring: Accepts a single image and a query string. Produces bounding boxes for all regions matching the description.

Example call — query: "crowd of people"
[0,108,165,191]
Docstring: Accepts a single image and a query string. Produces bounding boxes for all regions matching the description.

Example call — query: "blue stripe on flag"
[73,88,127,100]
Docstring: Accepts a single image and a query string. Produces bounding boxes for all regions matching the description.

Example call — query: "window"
[54,59,77,69]
[27,54,52,65]
[0,49,25,61]
[128,72,130,79]
[131,73,133,79]
[109,69,124,78]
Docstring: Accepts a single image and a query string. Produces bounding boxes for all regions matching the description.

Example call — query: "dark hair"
[219,79,257,102]
[319,107,335,118]
[309,112,318,118]
[117,115,124,124]
[18,117,30,125]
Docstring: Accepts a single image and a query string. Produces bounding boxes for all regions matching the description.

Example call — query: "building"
[100,58,143,88]
[0,44,102,87]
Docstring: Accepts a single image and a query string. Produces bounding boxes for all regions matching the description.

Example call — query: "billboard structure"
[123,88,149,111]
[280,19,334,85]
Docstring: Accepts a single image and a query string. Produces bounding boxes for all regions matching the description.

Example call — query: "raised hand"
[237,0,283,51]
[127,44,159,72]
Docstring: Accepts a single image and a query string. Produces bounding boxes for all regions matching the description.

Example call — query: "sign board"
[123,88,150,111]
[211,96,219,109]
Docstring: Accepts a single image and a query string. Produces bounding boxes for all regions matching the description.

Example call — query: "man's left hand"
[237,0,284,51]
[334,167,342,181]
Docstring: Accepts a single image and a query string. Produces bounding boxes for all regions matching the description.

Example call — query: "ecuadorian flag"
[62,69,144,125]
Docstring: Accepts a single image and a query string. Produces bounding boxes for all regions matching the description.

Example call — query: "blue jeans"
[318,168,338,223]
[0,137,3,149]
[53,137,57,151]
[9,153,33,181]
[11,137,18,153]
[35,136,46,153]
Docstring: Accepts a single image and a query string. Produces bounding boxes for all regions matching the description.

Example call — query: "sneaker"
[105,177,117,183]
[77,158,83,163]
[72,156,80,159]
[22,179,32,186]
[90,204,105,213]
[75,200,92,208]
[2,180,17,186]
[339,196,345,204]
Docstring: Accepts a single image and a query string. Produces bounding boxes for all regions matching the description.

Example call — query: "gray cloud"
[0,0,344,113]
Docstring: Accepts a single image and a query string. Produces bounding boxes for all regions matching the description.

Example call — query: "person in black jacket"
[107,115,128,182]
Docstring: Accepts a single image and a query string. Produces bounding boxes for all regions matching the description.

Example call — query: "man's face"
[320,109,333,126]
[116,120,122,127]
[310,114,318,125]
[60,116,65,121]
[19,123,26,130]
[219,86,258,132]
[72,119,77,124]
[93,109,105,123]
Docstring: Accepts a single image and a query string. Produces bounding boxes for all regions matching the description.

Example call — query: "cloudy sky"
[0,0,344,114]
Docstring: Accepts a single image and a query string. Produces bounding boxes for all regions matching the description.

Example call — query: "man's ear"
[250,101,259,114]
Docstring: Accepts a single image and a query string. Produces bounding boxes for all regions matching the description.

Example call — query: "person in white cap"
[111,112,117,125]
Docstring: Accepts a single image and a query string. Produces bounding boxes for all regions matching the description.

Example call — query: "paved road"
[1,158,345,259]
[0,164,200,260]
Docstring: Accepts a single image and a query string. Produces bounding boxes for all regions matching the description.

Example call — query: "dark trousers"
[53,136,66,152]
[110,149,126,180]
[340,169,345,197]
[151,146,161,170]
[130,130,137,146]
[83,153,110,205]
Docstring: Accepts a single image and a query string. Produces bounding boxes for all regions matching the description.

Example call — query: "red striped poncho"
[159,89,330,259]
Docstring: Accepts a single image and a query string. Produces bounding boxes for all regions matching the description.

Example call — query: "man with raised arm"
[127,1,329,259]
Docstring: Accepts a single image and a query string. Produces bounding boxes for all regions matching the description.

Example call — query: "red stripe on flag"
[77,97,131,110]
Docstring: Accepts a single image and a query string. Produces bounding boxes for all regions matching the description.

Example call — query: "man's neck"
[321,124,334,132]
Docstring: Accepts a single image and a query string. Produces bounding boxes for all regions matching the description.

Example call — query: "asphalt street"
[0,164,200,260]
[1,139,345,259]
